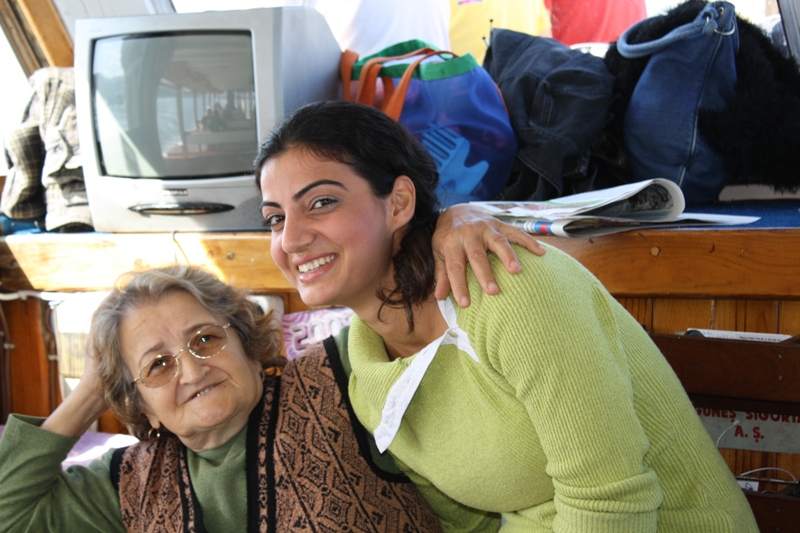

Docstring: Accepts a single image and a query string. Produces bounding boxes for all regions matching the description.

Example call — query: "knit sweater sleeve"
[0,414,125,533]
[469,246,664,532]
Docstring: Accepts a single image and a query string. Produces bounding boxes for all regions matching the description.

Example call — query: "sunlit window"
[0,30,32,174]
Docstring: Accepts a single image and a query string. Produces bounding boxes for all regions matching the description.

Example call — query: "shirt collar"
[373,298,479,452]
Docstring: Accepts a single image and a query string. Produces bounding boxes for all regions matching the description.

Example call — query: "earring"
[147,426,161,440]
[262,366,282,381]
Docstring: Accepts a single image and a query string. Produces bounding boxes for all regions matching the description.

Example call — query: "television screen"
[74,7,341,232]
[779,0,800,67]
[93,32,258,180]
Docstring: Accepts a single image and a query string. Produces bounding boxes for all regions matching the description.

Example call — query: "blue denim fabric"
[483,30,616,201]
[619,2,739,204]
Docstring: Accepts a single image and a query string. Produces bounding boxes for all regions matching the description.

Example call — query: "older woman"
[0,265,445,532]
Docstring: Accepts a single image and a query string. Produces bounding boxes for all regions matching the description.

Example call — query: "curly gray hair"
[90,265,284,439]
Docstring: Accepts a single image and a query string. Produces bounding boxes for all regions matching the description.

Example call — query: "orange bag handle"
[382,50,457,120]
[340,49,360,102]
[340,47,437,106]
[355,48,435,105]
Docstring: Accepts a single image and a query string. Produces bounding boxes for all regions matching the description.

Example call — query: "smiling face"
[121,290,263,452]
[259,148,413,314]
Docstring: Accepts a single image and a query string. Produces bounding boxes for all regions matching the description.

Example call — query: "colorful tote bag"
[341,40,517,207]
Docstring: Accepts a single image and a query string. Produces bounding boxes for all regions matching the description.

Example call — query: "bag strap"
[617,1,736,58]
[340,49,360,102]
[382,50,456,120]
[354,47,436,106]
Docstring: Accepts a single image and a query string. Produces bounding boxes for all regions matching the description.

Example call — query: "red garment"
[545,0,647,45]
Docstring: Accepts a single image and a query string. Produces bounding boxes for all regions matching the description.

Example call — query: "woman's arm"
[432,204,545,307]
[0,336,124,532]
[0,415,125,533]
[481,250,661,531]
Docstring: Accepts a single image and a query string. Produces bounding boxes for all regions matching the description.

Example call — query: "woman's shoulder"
[459,242,609,326]
[479,243,597,294]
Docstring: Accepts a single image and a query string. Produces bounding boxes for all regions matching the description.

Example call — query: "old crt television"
[74,7,341,232]
[779,0,800,68]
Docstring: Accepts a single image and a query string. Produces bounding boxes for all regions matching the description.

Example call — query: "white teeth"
[196,386,213,397]
[298,255,335,273]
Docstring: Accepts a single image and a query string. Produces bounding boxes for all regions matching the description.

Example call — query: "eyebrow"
[260,179,346,209]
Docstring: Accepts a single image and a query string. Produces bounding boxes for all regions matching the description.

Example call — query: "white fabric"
[373,298,479,453]
[179,1,451,56]
[288,0,451,55]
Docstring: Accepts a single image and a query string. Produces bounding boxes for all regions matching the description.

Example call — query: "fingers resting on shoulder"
[432,204,546,307]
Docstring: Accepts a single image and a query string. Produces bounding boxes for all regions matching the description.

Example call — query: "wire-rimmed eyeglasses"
[132,323,231,388]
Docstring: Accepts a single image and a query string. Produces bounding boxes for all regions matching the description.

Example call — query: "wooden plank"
[540,228,800,299]
[745,491,800,532]
[652,334,800,412]
[651,298,713,335]
[0,232,294,292]
[779,301,800,335]
[14,0,72,67]
[617,297,652,329]
[5,298,51,417]
[3,228,800,297]
[0,0,44,75]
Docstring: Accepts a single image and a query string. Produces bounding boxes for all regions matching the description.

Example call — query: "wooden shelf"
[0,231,294,292]
[1,227,799,298]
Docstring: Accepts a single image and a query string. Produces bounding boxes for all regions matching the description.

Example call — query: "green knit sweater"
[0,414,247,533]
[345,244,758,533]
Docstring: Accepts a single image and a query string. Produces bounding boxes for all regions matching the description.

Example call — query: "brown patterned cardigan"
[110,338,442,533]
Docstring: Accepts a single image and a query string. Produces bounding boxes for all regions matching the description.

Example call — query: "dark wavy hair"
[254,101,441,332]
[91,265,284,439]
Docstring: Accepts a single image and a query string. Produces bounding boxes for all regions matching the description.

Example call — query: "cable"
[715,418,740,448]
[0,290,81,302]
[0,290,40,301]
[738,467,798,483]
[171,231,191,264]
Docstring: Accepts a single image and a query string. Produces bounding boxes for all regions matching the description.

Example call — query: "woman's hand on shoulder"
[432,204,546,307]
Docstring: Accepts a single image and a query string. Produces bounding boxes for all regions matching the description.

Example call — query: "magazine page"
[475,179,759,237]
[501,211,760,237]
[472,179,685,222]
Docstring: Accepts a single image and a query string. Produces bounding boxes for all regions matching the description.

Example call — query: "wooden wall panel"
[651,298,714,335]
[5,297,51,417]
[779,301,800,336]
[740,300,780,333]
[617,298,652,330]
[653,297,800,492]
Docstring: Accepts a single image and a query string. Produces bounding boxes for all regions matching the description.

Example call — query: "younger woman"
[255,101,758,532]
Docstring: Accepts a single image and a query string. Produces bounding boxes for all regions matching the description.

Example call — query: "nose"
[280,216,313,254]
[176,351,207,384]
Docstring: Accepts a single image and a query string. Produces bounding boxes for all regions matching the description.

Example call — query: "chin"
[297,287,337,308]
[299,294,334,308]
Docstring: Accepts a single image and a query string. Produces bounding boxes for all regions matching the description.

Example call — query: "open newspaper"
[471,179,759,237]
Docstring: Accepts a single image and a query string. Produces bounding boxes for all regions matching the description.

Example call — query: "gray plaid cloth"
[1,67,92,231]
